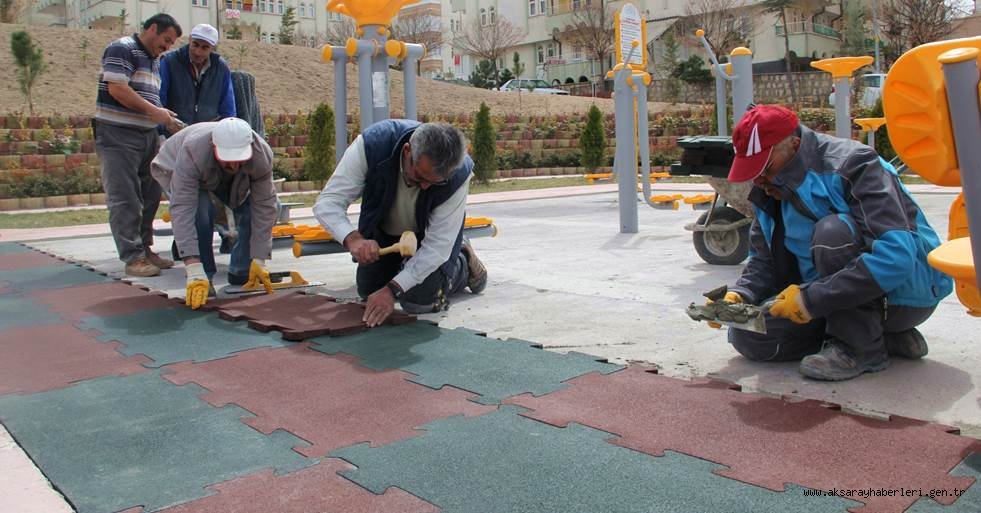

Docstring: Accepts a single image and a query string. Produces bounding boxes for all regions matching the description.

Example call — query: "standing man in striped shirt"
[95,13,183,277]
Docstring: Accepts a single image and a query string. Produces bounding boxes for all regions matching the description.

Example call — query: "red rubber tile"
[0,323,150,395]
[163,343,494,458]
[0,251,67,270]
[30,281,179,321]
[505,368,981,513]
[151,459,440,513]
[202,292,415,340]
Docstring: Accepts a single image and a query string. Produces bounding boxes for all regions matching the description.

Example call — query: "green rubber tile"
[906,453,981,512]
[0,294,61,331]
[0,242,31,254]
[332,406,858,513]
[0,263,110,294]
[311,323,621,404]
[0,371,312,513]
[78,307,292,367]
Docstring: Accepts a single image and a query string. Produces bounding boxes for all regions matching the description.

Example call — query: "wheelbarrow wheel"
[693,206,750,265]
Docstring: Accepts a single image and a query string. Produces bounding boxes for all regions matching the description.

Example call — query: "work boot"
[125,256,161,277]
[799,339,889,381]
[460,239,487,294]
[144,250,174,269]
[884,328,929,360]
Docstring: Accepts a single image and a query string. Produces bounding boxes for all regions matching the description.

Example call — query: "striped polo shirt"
[95,35,161,130]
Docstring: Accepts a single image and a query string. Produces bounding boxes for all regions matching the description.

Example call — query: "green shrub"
[869,98,896,161]
[579,105,606,172]
[303,103,335,181]
[471,102,496,184]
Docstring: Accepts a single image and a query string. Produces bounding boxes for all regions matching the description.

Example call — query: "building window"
[489,6,496,24]
[300,2,306,16]
[277,0,283,14]
[480,8,486,26]
[546,43,555,59]
[538,0,546,16]
[202,0,208,6]
[573,45,582,60]
[192,0,198,5]
[537,45,544,63]
[528,0,536,16]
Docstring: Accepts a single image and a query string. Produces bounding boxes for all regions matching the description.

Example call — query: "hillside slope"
[0,24,683,117]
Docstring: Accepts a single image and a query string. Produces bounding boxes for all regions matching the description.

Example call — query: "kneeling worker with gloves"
[151,117,277,309]
[709,105,951,381]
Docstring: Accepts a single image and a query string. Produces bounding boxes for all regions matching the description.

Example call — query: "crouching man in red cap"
[713,104,952,381]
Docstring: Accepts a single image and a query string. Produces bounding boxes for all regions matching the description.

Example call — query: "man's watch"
[385,281,403,299]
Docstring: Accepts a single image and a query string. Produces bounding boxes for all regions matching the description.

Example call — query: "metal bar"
[332,51,347,164]
[834,76,851,138]
[731,53,753,126]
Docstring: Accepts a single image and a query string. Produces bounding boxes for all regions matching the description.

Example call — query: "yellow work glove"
[185,262,210,310]
[244,259,273,295]
[707,291,743,329]
[769,284,812,324]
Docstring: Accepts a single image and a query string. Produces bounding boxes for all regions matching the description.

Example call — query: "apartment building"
[443,0,853,85]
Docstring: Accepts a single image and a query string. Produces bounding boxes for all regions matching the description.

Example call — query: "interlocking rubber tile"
[906,453,980,512]
[151,459,440,513]
[0,242,31,254]
[202,292,415,340]
[0,323,149,395]
[504,368,981,513]
[0,263,110,293]
[0,371,312,513]
[30,281,178,321]
[164,344,494,458]
[311,323,622,404]
[78,307,292,367]
[0,294,61,331]
[332,405,858,513]
[0,251,66,270]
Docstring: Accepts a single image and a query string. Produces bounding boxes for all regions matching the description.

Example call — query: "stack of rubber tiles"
[0,241,978,513]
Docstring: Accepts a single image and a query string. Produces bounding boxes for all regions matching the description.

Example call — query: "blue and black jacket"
[731,126,952,318]
[159,45,236,128]
[359,119,474,277]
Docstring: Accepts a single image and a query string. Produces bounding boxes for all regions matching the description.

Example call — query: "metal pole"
[833,76,851,138]
[872,0,880,74]
[354,40,374,128]
[615,72,638,234]
[730,50,753,126]
[866,130,875,148]
[638,74,659,208]
[713,65,727,136]
[365,25,390,123]
[940,49,981,290]
[403,43,425,121]
[333,55,347,164]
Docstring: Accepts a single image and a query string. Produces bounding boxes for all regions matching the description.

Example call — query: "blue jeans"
[194,190,252,282]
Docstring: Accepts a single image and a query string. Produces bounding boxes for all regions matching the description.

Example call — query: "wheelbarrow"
[669,135,754,265]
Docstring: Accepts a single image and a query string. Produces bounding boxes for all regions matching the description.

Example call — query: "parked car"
[828,73,885,108]
[498,79,570,95]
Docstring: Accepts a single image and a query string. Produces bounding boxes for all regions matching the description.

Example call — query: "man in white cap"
[159,23,236,130]
[150,118,278,309]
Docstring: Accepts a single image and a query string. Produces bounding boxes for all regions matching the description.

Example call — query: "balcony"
[79,0,126,30]
[775,21,841,40]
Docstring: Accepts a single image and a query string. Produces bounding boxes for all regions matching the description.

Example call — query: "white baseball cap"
[190,24,219,46]
[212,118,253,162]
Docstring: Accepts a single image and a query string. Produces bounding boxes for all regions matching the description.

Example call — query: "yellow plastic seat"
[928,237,981,316]
[810,56,874,79]
[854,117,887,133]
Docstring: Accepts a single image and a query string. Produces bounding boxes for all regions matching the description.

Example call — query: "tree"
[10,31,47,115]
[673,55,713,85]
[468,60,498,89]
[511,52,525,79]
[278,6,299,45]
[118,9,129,35]
[304,103,335,181]
[391,10,443,59]
[471,102,496,184]
[580,105,606,172]
[497,68,514,87]
[561,1,615,89]
[658,27,682,103]
[883,0,955,65]
[761,0,797,103]
[681,0,752,60]
[226,24,243,41]
[840,0,870,57]
[452,15,525,71]
[323,18,356,45]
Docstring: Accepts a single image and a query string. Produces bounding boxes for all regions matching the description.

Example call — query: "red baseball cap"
[728,105,800,183]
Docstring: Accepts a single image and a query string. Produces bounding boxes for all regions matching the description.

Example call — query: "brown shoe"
[145,250,174,269]
[125,256,161,277]
[460,239,487,294]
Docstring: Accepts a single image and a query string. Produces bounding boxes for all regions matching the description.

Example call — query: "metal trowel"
[686,285,769,334]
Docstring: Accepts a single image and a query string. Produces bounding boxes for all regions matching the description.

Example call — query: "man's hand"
[344,232,381,265]
[149,106,179,126]
[185,262,210,310]
[363,286,395,327]
[769,284,811,324]
[706,291,743,329]
[244,259,272,294]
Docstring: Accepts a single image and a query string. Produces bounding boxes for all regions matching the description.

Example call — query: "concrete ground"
[9,183,979,436]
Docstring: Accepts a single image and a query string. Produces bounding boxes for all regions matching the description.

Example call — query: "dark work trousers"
[187,190,253,282]
[357,231,468,314]
[94,121,162,264]
[729,214,936,362]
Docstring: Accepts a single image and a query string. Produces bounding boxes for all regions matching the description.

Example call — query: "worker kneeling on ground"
[313,120,487,327]
[713,104,951,381]
[151,118,278,309]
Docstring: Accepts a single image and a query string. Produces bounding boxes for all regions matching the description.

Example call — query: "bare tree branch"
[680,0,753,59]
[322,18,357,46]
[391,10,444,54]
[452,15,526,64]
[558,0,615,80]
[882,0,956,63]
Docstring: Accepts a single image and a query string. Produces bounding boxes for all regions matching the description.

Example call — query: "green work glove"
[185,262,210,310]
